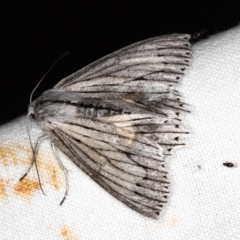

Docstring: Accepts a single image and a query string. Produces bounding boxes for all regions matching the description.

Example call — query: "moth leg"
[19,134,47,195]
[19,134,47,181]
[51,142,69,205]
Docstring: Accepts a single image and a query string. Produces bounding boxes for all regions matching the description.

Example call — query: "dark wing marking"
[54,34,191,100]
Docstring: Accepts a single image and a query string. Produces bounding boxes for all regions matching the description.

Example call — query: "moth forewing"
[29,33,192,219]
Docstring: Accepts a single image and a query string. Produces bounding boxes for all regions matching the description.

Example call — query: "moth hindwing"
[29,34,192,219]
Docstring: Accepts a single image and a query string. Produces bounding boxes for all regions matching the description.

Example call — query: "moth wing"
[46,113,185,219]
[42,34,192,218]
[54,34,191,100]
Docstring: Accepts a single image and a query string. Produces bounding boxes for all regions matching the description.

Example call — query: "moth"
[28,34,192,219]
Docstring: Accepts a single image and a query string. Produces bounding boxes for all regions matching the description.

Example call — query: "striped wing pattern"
[37,34,191,218]
[54,34,191,100]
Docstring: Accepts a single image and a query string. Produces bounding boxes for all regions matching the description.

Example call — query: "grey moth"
[28,34,192,219]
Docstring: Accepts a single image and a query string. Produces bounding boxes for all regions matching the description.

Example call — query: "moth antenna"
[21,116,47,196]
[51,142,69,205]
[30,52,69,103]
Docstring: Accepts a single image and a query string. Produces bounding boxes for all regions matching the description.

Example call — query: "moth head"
[28,103,36,119]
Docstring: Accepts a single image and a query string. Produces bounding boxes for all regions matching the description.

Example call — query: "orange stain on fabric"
[0,178,7,199]
[0,143,63,201]
[168,216,178,225]
[14,178,40,199]
[37,157,62,191]
[0,144,20,166]
[0,144,32,167]
[159,216,179,228]
[61,225,78,240]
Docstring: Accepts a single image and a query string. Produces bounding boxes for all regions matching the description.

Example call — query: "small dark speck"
[223,162,235,168]
[197,165,201,170]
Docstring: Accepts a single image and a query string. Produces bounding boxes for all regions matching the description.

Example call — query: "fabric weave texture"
[0,26,240,239]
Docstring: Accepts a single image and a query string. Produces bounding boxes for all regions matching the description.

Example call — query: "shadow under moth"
[28,34,192,219]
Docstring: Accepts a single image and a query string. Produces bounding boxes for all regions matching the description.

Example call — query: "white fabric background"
[0,26,240,240]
